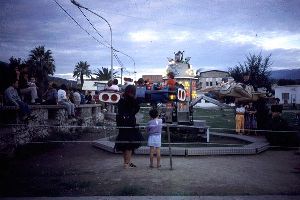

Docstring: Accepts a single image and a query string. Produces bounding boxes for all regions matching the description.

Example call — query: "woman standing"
[115,85,143,169]
[235,103,245,134]
[245,102,257,135]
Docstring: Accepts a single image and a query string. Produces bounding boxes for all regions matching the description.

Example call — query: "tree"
[9,56,23,69]
[93,67,116,81]
[27,46,55,93]
[228,53,272,91]
[73,61,91,88]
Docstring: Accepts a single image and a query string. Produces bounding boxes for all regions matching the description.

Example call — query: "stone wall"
[0,104,104,156]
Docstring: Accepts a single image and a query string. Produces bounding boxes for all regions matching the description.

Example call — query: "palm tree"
[9,56,22,69]
[27,46,55,93]
[73,61,91,88]
[93,67,116,81]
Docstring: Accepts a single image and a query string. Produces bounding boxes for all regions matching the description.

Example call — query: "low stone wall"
[0,104,104,156]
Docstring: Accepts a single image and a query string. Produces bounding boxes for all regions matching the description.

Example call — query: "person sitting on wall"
[58,84,75,118]
[42,82,58,105]
[85,90,93,104]
[73,89,81,105]
[4,79,35,121]
[19,72,39,104]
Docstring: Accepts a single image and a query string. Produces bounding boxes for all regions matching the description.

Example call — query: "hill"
[48,76,77,88]
[270,68,300,80]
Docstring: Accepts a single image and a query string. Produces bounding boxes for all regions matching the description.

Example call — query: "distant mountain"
[270,69,300,80]
[48,76,77,88]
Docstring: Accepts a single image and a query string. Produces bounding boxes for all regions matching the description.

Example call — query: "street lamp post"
[71,0,113,80]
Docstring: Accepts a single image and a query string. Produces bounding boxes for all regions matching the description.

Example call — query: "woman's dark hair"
[149,108,159,119]
[52,83,57,89]
[124,85,136,98]
[60,84,67,90]
[113,79,118,85]
[107,80,113,87]
[137,78,144,85]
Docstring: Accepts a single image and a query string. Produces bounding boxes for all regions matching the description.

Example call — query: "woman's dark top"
[114,96,143,152]
[43,88,58,105]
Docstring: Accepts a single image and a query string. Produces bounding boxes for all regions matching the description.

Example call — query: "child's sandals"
[124,163,137,169]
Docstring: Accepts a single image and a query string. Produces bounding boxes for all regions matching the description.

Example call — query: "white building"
[81,80,107,95]
[198,70,230,90]
[274,85,300,105]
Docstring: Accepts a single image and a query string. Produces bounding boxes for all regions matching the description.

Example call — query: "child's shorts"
[148,134,161,147]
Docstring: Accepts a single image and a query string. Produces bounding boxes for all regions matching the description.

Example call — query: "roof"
[200,70,229,75]
[274,85,300,88]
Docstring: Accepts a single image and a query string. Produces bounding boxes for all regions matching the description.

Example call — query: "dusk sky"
[1,0,300,80]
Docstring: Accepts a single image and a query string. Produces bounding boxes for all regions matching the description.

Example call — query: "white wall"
[274,85,300,104]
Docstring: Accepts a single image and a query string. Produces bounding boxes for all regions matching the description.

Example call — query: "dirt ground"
[0,141,300,197]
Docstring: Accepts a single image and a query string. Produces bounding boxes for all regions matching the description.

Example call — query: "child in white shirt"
[146,108,162,168]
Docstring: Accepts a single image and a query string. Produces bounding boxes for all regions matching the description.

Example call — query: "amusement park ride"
[98,51,271,125]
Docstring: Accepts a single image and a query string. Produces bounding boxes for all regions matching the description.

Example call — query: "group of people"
[2,65,106,120]
[235,98,297,145]
[235,102,258,135]
[3,70,164,167]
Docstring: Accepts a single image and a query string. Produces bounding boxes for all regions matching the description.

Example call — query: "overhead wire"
[54,0,125,76]
[77,6,111,47]
[53,0,110,49]
[75,1,135,76]
[54,0,135,76]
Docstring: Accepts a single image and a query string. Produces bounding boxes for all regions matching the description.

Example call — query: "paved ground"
[1,195,300,200]
[0,142,300,198]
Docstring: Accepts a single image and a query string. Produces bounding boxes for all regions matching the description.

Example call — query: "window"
[282,93,289,104]
[206,82,209,86]
[210,82,213,86]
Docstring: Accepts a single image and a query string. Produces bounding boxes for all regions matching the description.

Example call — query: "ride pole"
[167,124,173,170]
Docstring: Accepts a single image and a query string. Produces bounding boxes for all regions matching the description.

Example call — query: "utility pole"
[71,0,113,80]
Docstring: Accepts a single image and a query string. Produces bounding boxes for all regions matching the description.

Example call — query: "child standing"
[147,109,163,168]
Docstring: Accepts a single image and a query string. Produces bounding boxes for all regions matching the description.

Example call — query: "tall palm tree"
[27,46,55,93]
[93,67,116,81]
[73,61,91,88]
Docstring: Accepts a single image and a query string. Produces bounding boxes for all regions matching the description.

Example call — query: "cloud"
[128,30,160,42]
[171,31,192,42]
[259,34,300,50]
[206,30,300,50]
